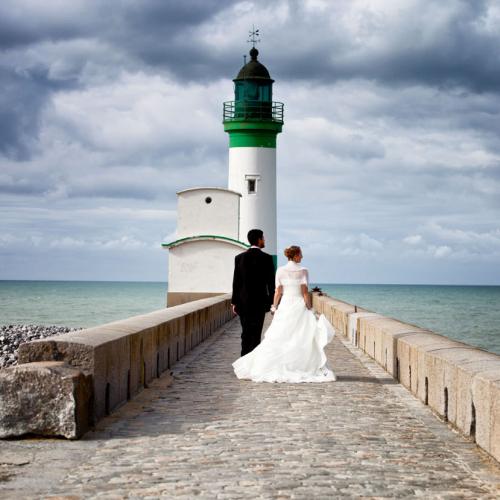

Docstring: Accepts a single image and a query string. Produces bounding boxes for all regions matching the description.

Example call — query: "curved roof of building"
[177,187,242,197]
[235,47,273,81]
[162,235,249,249]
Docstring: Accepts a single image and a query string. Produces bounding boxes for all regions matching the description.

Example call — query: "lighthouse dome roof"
[235,47,273,81]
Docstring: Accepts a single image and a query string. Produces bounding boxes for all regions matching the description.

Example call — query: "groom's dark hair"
[247,229,264,246]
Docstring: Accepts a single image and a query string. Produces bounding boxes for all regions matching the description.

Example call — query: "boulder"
[0,361,92,439]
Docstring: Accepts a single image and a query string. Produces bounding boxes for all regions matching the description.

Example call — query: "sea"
[0,280,499,355]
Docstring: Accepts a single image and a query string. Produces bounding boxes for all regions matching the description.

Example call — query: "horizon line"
[0,279,499,287]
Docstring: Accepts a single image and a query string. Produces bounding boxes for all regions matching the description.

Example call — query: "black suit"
[232,248,276,356]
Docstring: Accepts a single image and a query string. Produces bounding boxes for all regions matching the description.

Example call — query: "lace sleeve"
[300,268,309,286]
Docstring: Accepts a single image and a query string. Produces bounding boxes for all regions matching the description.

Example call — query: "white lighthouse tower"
[163,38,284,305]
[223,43,284,267]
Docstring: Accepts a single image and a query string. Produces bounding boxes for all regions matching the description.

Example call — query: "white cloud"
[404,235,423,245]
[335,233,384,257]
[0,234,22,247]
[426,222,500,246]
[430,245,453,258]
[49,72,227,158]
[48,235,148,250]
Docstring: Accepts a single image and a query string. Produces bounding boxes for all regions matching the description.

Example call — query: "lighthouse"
[223,45,284,267]
[163,38,283,306]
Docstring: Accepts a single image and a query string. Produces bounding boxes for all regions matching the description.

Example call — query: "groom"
[231,229,276,356]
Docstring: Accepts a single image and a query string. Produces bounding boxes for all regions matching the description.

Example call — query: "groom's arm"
[231,255,241,314]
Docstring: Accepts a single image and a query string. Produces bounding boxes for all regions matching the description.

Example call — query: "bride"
[233,245,336,383]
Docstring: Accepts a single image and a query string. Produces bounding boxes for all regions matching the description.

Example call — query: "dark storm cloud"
[96,0,500,90]
[92,0,500,91]
[0,0,232,159]
[2,0,500,159]
[0,0,233,78]
[0,0,223,49]
[91,0,235,79]
[0,6,90,48]
[0,61,83,159]
[3,1,500,85]
[266,0,500,92]
[0,68,48,160]
[120,0,227,34]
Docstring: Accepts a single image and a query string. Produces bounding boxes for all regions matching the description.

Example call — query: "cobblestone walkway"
[1,316,500,499]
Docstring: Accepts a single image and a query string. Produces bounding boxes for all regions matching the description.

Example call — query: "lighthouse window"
[205,196,212,204]
[234,83,243,100]
[246,175,260,194]
[245,82,258,100]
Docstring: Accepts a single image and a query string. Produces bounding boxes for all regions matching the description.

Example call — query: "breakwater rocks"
[0,325,81,369]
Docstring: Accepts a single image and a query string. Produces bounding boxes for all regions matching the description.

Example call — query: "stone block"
[18,335,96,371]
[321,299,358,337]
[358,317,426,377]
[346,312,381,346]
[396,332,455,396]
[419,347,498,428]
[454,358,500,436]
[0,361,91,439]
[142,326,158,387]
[492,375,500,461]
[92,332,131,421]
[472,367,500,462]
[312,292,329,314]
[156,320,172,374]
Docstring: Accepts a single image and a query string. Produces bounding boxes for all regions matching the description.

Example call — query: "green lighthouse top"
[235,47,273,81]
[222,32,284,131]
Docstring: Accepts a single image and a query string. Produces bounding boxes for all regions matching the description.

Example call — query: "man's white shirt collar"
[250,245,261,250]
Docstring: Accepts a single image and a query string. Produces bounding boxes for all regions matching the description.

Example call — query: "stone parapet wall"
[0,295,233,439]
[312,293,368,338]
[313,292,500,463]
[167,291,226,307]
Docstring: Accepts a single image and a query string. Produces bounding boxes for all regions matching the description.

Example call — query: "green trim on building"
[162,234,250,249]
[272,255,277,269]
[228,132,277,148]
[223,121,283,133]
[224,121,283,148]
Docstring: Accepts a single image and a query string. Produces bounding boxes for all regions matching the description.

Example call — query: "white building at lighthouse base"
[163,187,248,306]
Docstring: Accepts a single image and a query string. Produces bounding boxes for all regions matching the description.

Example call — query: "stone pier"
[1,313,500,498]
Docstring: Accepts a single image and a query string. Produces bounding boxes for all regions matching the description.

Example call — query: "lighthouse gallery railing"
[223,101,284,124]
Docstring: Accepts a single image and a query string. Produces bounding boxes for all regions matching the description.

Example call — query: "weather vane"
[247,25,261,47]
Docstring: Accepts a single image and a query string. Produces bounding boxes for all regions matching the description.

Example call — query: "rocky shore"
[0,325,81,369]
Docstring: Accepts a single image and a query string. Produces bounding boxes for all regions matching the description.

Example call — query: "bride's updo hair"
[284,245,301,260]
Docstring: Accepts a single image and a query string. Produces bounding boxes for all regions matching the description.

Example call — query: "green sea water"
[0,280,167,329]
[318,283,500,355]
[0,281,498,354]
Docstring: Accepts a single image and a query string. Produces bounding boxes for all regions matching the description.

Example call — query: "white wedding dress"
[233,261,336,383]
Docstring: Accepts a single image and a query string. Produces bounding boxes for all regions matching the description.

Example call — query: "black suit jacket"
[231,248,276,314]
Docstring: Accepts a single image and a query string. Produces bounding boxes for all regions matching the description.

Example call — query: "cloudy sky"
[1,0,499,284]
